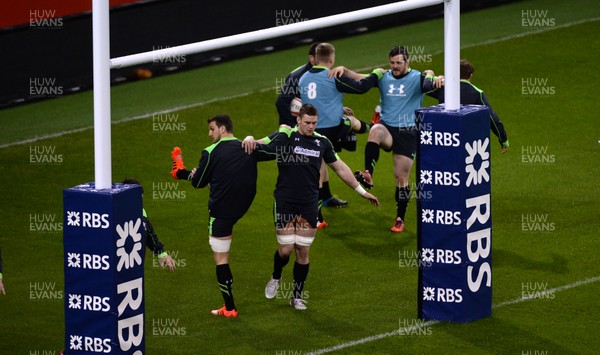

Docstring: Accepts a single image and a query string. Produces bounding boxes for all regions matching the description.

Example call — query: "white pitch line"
[306,275,600,355]
[2,16,598,150]
[352,16,600,73]
[0,91,253,149]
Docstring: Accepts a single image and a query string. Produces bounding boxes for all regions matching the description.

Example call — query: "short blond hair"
[315,43,335,63]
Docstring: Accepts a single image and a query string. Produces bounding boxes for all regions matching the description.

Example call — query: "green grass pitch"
[1,0,599,353]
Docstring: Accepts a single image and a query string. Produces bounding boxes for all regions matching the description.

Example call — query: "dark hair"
[121,178,143,194]
[315,43,335,63]
[308,42,321,56]
[460,59,475,79]
[207,114,233,133]
[389,46,409,61]
[298,103,318,118]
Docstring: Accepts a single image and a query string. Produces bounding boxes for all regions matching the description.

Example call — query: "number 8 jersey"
[299,65,379,129]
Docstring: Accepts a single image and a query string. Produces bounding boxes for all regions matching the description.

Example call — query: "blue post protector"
[416,105,492,322]
[63,182,145,354]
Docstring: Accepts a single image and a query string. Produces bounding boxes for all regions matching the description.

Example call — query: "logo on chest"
[293,146,320,157]
[388,84,406,96]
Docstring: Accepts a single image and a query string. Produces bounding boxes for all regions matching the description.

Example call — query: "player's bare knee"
[369,125,385,141]
[395,172,410,186]
[278,243,294,257]
[213,252,230,265]
[294,242,310,263]
[370,125,391,146]
[349,116,361,130]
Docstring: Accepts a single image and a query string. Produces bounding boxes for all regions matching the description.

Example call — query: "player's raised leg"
[355,124,392,189]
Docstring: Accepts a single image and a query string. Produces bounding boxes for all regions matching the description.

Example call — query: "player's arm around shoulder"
[328,160,379,206]
[421,70,444,93]
[242,125,291,160]
[334,68,383,94]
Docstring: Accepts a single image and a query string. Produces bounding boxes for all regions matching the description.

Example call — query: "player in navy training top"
[275,42,319,127]
[243,104,379,310]
[428,59,509,153]
[354,46,443,233]
[171,114,274,318]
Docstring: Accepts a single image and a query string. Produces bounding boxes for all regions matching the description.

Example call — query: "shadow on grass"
[435,316,579,354]
[494,248,569,274]
[319,206,416,260]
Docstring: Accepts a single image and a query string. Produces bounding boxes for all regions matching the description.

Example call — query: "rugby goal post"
[92,0,459,189]
[72,5,489,354]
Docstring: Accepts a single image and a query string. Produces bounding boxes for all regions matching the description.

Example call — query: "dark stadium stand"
[0,0,517,108]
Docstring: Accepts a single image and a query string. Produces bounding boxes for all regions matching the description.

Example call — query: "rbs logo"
[68,293,111,312]
[66,211,109,229]
[420,170,460,186]
[423,286,463,303]
[67,252,110,270]
[69,334,112,353]
[420,131,460,147]
[434,132,460,147]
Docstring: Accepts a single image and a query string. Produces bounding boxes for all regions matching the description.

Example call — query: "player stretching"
[244,104,379,310]
[354,46,442,233]
[171,114,273,318]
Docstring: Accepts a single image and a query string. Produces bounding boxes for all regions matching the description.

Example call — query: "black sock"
[272,250,290,280]
[216,264,235,311]
[395,186,411,221]
[320,181,332,201]
[364,141,380,175]
[293,262,310,299]
[318,200,324,222]
[357,120,369,134]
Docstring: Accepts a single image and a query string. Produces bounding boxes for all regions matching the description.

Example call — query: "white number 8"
[307,82,317,99]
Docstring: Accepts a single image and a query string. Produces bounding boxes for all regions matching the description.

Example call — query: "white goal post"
[92,0,460,188]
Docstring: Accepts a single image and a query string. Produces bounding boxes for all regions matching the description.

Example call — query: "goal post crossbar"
[110,0,445,69]
[93,0,459,188]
